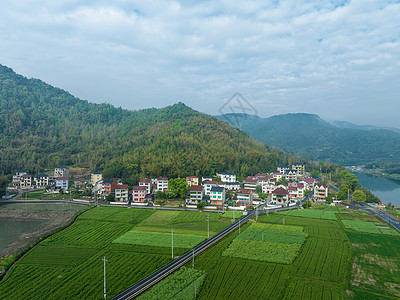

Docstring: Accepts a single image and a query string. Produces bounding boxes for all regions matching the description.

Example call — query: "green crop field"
[0,207,228,299]
[139,267,206,300]
[222,223,307,264]
[342,219,400,236]
[114,230,206,248]
[278,209,337,220]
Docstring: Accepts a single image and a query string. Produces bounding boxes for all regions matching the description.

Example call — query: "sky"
[1,0,399,128]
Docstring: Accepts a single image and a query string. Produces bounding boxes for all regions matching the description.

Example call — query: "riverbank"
[0,209,75,257]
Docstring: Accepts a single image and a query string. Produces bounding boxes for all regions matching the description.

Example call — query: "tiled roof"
[190,185,203,192]
[272,187,289,195]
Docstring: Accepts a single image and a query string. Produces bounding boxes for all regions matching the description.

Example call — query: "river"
[353,172,400,206]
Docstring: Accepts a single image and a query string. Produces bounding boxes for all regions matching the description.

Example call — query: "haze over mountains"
[0,63,299,190]
[216,113,400,176]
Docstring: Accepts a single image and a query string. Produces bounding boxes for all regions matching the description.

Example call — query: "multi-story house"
[186,176,199,186]
[204,181,218,195]
[297,183,305,198]
[103,180,118,197]
[217,172,236,183]
[236,189,254,207]
[262,183,275,194]
[243,179,258,190]
[187,185,204,205]
[91,173,102,186]
[314,183,328,201]
[292,163,305,175]
[210,186,225,206]
[12,170,27,187]
[277,165,289,174]
[272,187,289,205]
[19,174,33,189]
[288,186,298,199]
[54,166,69,178]
[284,170,298,181]
[271,171,283,181]
[55,177,69,191]
[132,186,147,203]
[115,184,129,202]
[304,177,316,190]
[74,178,86,190]
[156,177,169,192]
[34,174,49,187]
[224,181,241,191]
[139,178,152,194]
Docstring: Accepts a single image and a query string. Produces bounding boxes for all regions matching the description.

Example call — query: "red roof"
[56,177,68,180]
[205,181,218,184]
[190,185,203,192]
[272,188,289,195]
[116,184,129,190]
[139,178,151,183]
[298,183,304,188]
[157,177,168,181]
[305,178,315,183]
[257,177,268,181]
[21,174,32,177]
[288,187,298,191]
[244,179,258,183]
[132,186,146,191]
[186,176,197,179]
[315,183,327,188]
[238,189,252,195]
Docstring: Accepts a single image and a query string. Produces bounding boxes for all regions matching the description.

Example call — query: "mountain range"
[216,113,400,178]
[0,63,301,192]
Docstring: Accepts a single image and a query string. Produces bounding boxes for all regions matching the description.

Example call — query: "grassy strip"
[114,231,206,249]
[278,209,337,220]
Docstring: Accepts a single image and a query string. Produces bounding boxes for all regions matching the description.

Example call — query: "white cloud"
[0,0,399,127]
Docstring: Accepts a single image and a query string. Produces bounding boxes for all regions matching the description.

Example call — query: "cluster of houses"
[9,163,329,208]
[11,167,70,192]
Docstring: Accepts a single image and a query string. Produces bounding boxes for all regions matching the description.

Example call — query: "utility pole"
[283,217,285,225]
[239,218,241,234]
[256,207,258,221]
[262,231,264,241]
[206,214,210,238]
[171,228,174,259]
[102,256,107,300]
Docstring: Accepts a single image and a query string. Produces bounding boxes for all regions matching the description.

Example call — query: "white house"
[217,172,236,183]
[210,186,225,206]
[204,181,218,195]
[54,167,69,178]
[156,177,169,192]
[187,185,204,205]
[139,178,152,194]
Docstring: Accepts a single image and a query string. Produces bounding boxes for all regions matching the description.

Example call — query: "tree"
[258,192,268,200]
[326,196,333,203]
[156,191,166,199]
[197,201,207,209]
[255,186,262,194]
[167,178,189,199]
[337,183,349,200]
[352,190,366,202]
[302,200,312,208]
[276,177,287,186]
[105,194,114,202]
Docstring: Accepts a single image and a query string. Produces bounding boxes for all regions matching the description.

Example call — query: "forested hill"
[0,64,295,187]
[216,113,400,176]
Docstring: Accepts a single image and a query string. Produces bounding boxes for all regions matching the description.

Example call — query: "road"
[347,201,400,231]
[111,204,298,300]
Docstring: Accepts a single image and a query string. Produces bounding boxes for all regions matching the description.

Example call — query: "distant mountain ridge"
[330,120,400,134]
[0,63,298,191]
[216,113,400,172]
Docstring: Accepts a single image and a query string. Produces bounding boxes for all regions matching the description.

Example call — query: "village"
[7,163,330,210]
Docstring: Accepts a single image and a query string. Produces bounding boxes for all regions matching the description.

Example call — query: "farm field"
[348,232,400,298]
[0,207,230,299]
[222,223,307,264]
[342,219,400,236]
[221,211,244,219]
[189,212,352,299]
[278,209,337,220]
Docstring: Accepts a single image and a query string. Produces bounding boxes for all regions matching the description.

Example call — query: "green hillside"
[0,64,296,191]
[217,113,400,178]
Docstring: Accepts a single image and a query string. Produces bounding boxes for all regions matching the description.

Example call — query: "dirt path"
[0,209,75,257]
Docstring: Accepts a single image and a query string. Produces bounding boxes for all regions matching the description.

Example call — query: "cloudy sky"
[1,0,399,127]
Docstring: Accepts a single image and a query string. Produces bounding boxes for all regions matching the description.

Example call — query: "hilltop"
[216,112,400,178]
[0,64,296,189]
